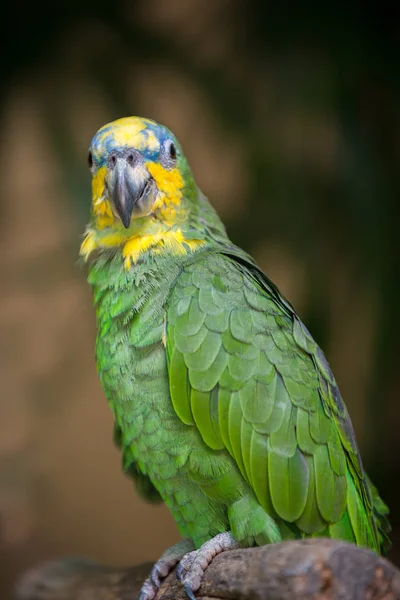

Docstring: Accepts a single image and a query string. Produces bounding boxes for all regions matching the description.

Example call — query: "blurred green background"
[1,1,399,598]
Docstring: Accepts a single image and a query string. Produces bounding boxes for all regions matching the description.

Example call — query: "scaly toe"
[179,557,206,598]
[176,550,197,582]
[177,533,240,599]
[139,539,195,600]
[149,560,170,587]
[149,567,160,588]
[138,577,158,600]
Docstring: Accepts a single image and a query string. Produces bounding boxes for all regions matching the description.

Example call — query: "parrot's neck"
[81,218,206,270]
[81,188,230,271]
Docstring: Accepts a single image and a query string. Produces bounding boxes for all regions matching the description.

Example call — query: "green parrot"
[81,117,390,600]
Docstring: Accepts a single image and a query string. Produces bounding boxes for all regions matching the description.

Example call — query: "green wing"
[166,251,387,551]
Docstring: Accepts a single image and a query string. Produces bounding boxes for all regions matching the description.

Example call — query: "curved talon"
[175,563,184,582]
[184,581,198,600]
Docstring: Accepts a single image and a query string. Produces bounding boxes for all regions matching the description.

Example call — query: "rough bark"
[14,538,400,600]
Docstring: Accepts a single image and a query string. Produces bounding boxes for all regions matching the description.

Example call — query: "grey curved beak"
[107,155,155,228]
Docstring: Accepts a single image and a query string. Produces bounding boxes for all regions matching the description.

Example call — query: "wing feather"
[166,252,386,551]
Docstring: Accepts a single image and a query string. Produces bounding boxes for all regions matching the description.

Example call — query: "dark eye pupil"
[88,151,93,168]
[169,143,176,159]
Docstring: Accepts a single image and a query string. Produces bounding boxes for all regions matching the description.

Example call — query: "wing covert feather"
[166,253,381,547]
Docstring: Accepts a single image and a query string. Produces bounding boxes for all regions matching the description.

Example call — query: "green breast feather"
[166,250,390,552]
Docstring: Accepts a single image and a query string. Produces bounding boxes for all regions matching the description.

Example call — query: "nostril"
[108,150,137,168]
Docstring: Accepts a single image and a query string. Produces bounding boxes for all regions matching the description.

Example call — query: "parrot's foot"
[138,538,195,600]
[176,532,240,600]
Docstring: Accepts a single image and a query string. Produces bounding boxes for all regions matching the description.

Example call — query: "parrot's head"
[81,117,213,266]
[87,116,192,229]
[81,116,228,266]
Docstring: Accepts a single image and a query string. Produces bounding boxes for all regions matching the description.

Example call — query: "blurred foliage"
[1,1,399,597]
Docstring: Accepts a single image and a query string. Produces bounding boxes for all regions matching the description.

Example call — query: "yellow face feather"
[148,162,185,224]
[81,117,204,267]
[91,166,114,229]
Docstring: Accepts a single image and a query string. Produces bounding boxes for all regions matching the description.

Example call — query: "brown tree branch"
[14,538,400,600]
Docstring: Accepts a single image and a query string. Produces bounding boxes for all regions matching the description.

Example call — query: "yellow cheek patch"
[92,166,106,201]
[147,163,184,209]
[91,166,115,229]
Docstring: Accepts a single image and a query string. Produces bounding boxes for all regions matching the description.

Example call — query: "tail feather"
[346,471,379,551]
[365,474,391,554]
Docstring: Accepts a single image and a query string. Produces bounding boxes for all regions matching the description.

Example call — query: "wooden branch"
[14,538,400,600]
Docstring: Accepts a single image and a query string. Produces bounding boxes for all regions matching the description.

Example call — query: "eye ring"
[87,151,93,169]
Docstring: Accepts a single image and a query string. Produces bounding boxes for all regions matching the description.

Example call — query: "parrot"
[81,116,390,600]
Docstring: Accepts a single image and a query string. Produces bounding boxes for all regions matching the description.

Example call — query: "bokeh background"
[1,2,399,598]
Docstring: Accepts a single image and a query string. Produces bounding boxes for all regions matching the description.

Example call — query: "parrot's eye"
[168,142,177,160]
[160,140,178,168]
[88,151,93,169]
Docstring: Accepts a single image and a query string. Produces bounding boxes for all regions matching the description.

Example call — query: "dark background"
[1,2,399,598]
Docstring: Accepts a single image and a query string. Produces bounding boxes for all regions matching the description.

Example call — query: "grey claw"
[184,582,197,600]
[176,563,185,582]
